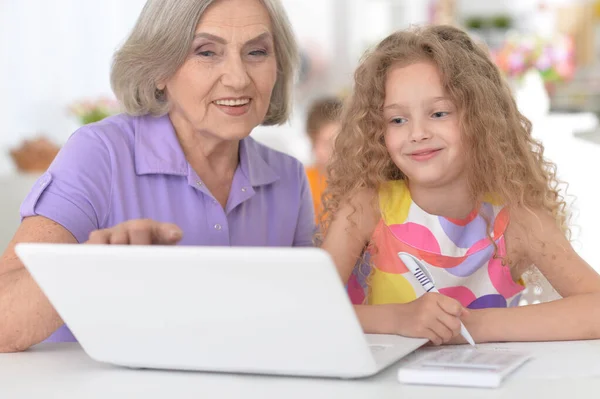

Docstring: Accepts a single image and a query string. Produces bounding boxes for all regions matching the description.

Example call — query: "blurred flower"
[68,96,121,125]
[492,32,575,85]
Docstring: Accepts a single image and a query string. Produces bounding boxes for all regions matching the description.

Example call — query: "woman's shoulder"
[51,114,136,170]
[46,114,136,172]
[67,113,137,150]
[62,113,176,168]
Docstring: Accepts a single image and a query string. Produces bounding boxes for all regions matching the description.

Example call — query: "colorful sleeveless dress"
[347,180,524,308]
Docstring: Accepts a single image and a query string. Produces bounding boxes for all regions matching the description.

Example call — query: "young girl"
[321,25,600,345]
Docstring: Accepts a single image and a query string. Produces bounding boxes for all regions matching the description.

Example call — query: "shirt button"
[241,187,247,192]
[196,181,203,187]
[214,224,222,231]
[213,200,218,205]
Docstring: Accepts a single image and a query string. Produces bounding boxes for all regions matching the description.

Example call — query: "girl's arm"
[464,207,600,343]
[320,189,379,284]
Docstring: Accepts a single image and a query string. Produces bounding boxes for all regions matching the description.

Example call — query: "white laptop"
[15,243,427,379]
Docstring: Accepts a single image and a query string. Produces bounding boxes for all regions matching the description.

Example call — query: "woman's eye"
[249,49,268,57]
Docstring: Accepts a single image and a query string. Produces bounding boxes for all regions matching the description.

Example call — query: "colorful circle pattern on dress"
[445,244,495,277]
[439,203,494,249]
[467,294,507,309]
[370,269,417,305]
[388,222,441,254]
[444,208,479,226]
[438,286,477,308]
[347,274,366,305]
[370,222,410,274]
[370,180,520,310]
[379,181,412,225]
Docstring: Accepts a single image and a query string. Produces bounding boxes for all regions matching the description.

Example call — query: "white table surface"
[2,340,600,398]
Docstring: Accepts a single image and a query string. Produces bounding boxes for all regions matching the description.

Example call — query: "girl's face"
[383,61,467,189]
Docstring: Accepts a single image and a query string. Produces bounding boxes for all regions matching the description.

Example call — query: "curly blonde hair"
[321,25,569,251]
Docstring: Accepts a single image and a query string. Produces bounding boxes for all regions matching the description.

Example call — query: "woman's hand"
[386,293,469,346]
[86,219,183,245]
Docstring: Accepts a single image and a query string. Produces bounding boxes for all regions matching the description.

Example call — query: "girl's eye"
[432,111,449,118]
[390,117,407,125]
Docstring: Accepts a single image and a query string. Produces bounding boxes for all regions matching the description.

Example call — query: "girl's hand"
[388,293,469,346]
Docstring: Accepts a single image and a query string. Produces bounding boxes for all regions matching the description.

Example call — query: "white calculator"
[397,347,532,388]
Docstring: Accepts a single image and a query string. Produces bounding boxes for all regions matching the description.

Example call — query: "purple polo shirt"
[20,113,315,343]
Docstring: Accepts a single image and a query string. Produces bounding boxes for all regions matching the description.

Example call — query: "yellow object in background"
[557,2,595,66]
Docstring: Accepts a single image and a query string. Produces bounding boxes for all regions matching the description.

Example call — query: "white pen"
[398,252,476,347]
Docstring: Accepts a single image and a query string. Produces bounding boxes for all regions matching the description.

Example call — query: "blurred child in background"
[304,97,342,222]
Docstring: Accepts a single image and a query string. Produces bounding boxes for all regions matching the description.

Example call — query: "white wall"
[0,0,147,150]
[2,0,432,167]
[0,0,343,167]
[0,0,580,166]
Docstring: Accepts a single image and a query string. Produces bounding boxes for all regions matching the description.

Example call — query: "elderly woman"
[0,0,314,352]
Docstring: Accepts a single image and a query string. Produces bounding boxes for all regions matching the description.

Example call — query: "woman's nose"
[221,55,251,90]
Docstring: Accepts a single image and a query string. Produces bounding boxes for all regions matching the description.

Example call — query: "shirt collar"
[134,114,188,176]
[238,136,280,187]
[134,114,280,187]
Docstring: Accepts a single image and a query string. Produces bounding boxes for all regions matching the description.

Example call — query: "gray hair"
[110,0,298,125]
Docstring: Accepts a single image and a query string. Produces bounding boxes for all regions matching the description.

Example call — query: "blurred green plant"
[68,97,121,125]
[491,15,512,29]
[464,14,512,30]
[464,16,485,29]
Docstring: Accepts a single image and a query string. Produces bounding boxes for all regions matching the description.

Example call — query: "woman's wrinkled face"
[162,0,278,141]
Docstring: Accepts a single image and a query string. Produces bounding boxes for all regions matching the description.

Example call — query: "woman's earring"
[155,87,165,100]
